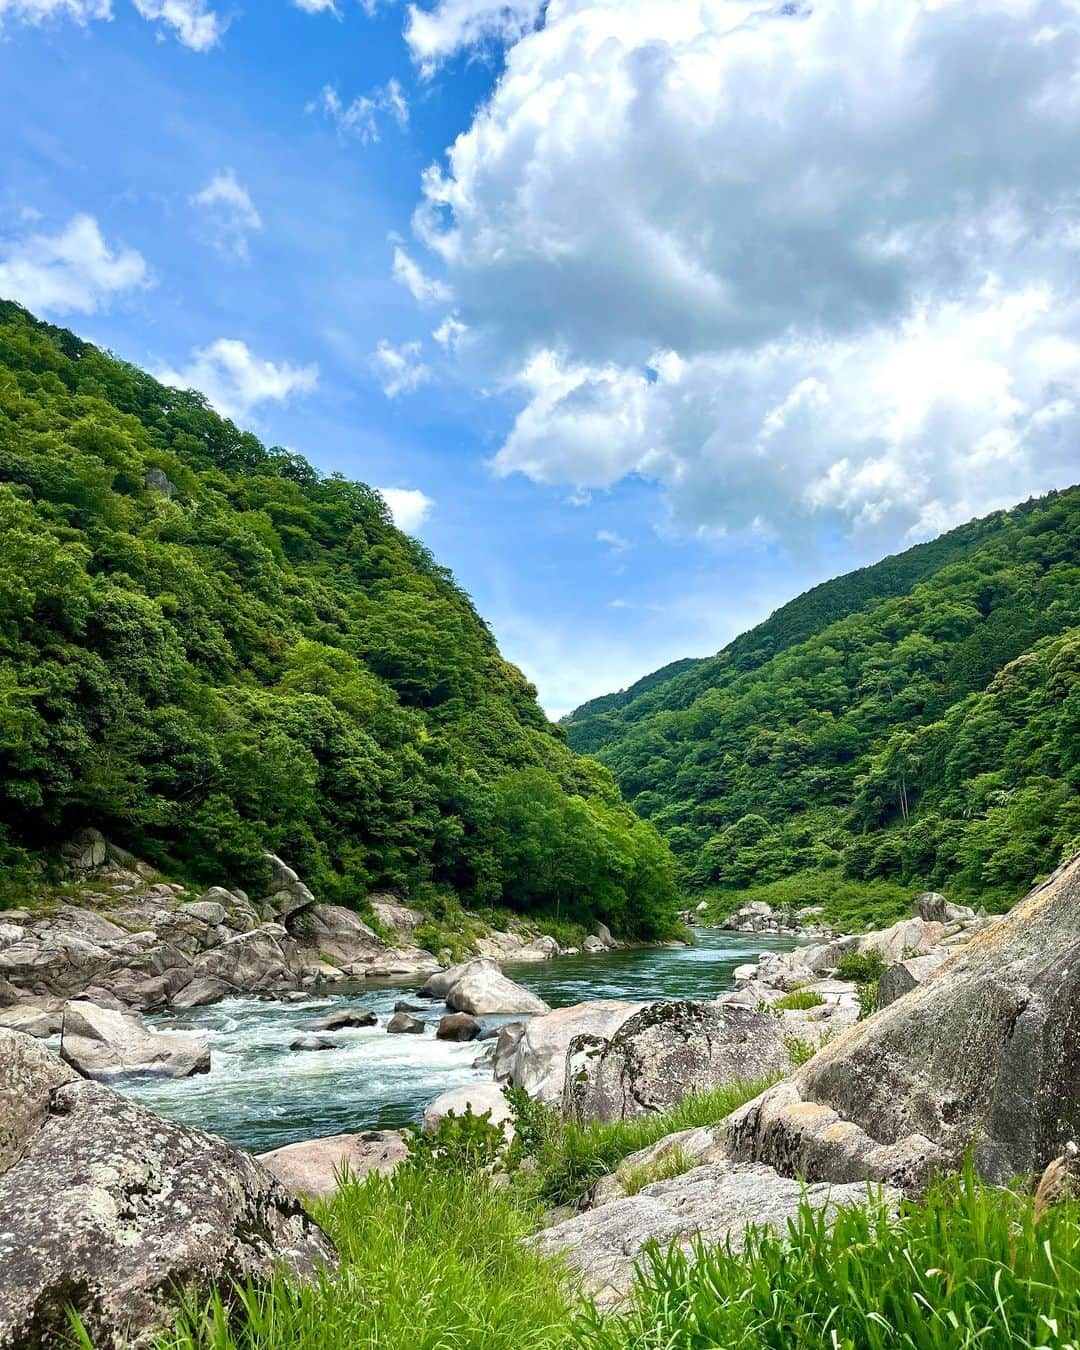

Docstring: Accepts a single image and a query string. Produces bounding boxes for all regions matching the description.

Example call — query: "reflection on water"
[119,929,794,1153]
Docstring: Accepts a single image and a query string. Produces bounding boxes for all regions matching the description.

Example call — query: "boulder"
[437,1012,482,1042]
[192,923,302,993]
[176,900,228,926]
[0,1034,335,1349]
[531,1157,895,1306]
[0,998,62,1039]
[727,855,1080,1189]
[582,936,605,954]
[590,1125,725,1208]
[913,891,977,924]
[369,897,424,937]
[475,930,559,962]
[876,952,950,1008]
[595,923,615,948]
[291,904,383,967]
[566,1000,791,1124]
[492,1020,527,1081]
[394,1000,424,1013]
[420,958,482,1000]
[387,1012,425,1034]
[444,959,550,1016]
[504,1001,641,1103]
[257,1130,408,1199]
[422,1081,513,1133]
[290,1035,337,1052]
[304,1009,378,1031]
[60,1000,210,1080]
[171,976,233,1009]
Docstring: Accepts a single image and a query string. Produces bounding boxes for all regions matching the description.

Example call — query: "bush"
[835,949,887,983]
[772,990,825,1011]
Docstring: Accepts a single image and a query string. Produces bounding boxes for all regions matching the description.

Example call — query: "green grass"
[620,1147,692,1197]
[577,1163,1080,1349]
[512,1075,781,1207]
[783,1033,818,1067]
[773,989,826,1011]
[158,1164,576,1350]
[701,871,916,933]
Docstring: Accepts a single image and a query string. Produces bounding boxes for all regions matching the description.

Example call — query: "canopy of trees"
[0,301,680,938]
[565,488,1080,910]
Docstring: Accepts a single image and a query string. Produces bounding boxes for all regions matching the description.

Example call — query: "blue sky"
[3,0,1079,715]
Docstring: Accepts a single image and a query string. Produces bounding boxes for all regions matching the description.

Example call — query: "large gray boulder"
[728,855,1080,1189]
[444,959,550,1016]
[422,1081,512,1133]
[913,891,977,924]
[258,1130,407,1199]
[567,1000,791,1124]
[0,1030,335,1349]
[531,1158,894,1306]
[60,1000,210,1080]
[503,1001,642,1103]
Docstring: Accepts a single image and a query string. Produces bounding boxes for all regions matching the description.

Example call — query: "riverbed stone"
[437,1012,482,1041]
[257,1130,408,1199]
[505,1001,642,1104]
[387,1011,425,1034]
[531,1158,896,1306]
[422,1082,513,1133]
[60,1000,211,1080]
[445,960,550,1016]
[305,1008,378,1031]
[290,1034,338,1052]
[0,1046,336,1349]
[567,1000,791,1124]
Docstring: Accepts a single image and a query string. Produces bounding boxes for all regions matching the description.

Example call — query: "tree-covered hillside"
[0,301,679,938]
[565,490,1080,918]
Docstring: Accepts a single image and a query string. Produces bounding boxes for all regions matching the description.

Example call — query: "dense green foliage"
[0,301,678,936]
[566,489,1080,910]
[579,1166,1080,1350]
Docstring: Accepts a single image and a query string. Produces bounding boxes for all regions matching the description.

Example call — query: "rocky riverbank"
[0,829,619,1041]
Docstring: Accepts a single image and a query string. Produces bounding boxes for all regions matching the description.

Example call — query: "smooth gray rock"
[422,1082,512,1133]
[0,1047,335,1349]
[171,976,233,1009]
[505,1001,641,1103]
[531,1158,895,1306]
[305,1009,377,1031]
[444,958,550,1016]
[419,957,483,1000]
[387,1011,425,1034]
[567,1000,791,1124]
[913,892,977,923]
[290,1034,337,1052]
[257,1130,407,1199]
[0,1028,79,1173]
[436,1012,481,1042]
[60,1000,210,1080]
[876,952,950,1008]
[728,855,1080,1189]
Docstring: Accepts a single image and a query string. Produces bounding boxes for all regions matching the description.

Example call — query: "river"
[118,929,794,1153]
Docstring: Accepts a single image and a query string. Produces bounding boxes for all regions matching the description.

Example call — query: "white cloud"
[433,313,467,350]
[596,528,631,554]
[0,0,111,23]
[293,0,339,12]
[0,0,224,46]
[155,339,318,422]
[408,0,1080,548]
[130,0,223,49]
[379,486,435,533]
[372,337,430,397]
[405,0,544,75]
[314,80,408,145]
[393,245,451,304]
[190,169,262,262]
[0,213,149,315]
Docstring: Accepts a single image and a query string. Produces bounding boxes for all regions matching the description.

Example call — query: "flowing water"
[118,930,794,1154]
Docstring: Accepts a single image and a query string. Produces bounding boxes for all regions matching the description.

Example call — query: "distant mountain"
[0,300,679,939]
[565,488,1080,920]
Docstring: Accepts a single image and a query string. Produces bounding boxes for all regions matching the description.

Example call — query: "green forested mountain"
[565,490,1080,916]
[0,301,679,938]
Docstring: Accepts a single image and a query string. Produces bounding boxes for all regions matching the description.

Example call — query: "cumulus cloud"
[408,0,1080,546]
[0,213,149,315]
[130,0,223,48]
[0,0,224,46]
[190,169,262,261]
[155,339,318,422]
[314,80,408,144]
[405,0,544,75]
[393,244,451,304]
[293,0,339,12]
[372,337,430,396]
[433,313,467,349]
[379,485,435,532]
[0,0,111,23]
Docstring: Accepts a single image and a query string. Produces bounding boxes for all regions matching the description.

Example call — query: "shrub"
[772,990,825,1011]
[783,1033,817,1067]
[835,949,887,983]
